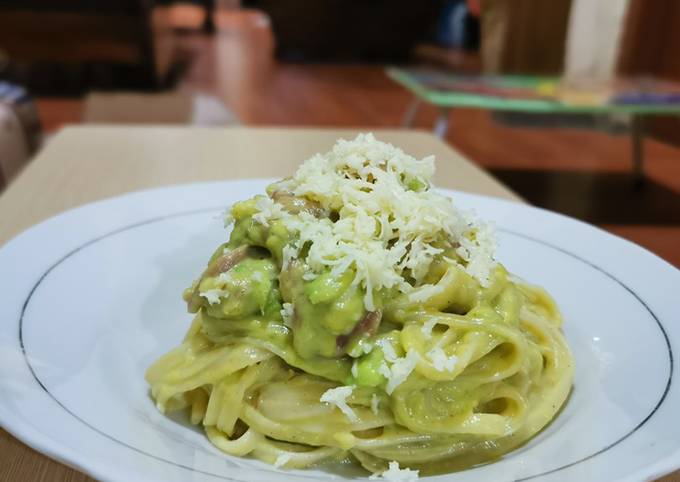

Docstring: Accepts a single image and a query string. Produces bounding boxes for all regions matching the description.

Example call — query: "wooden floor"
[35,7,680,267]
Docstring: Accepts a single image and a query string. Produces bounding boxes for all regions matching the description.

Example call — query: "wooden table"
[387,68,680,183]
[0,126,675,481]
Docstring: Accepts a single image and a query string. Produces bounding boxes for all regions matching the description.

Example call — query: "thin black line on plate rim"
[16,208,674,482]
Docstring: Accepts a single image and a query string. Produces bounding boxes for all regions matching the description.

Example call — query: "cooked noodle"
[146,134,573,476]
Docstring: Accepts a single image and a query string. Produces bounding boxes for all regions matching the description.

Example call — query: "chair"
[0,82,41,191]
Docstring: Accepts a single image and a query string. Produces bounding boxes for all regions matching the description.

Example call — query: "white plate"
[1,180,678,482]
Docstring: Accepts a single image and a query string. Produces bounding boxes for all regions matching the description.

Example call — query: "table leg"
[402,97,422,127]
[631,115,645,186]
[434,107,451,138]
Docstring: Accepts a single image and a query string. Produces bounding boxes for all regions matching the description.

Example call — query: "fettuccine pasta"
[146,134,573,478]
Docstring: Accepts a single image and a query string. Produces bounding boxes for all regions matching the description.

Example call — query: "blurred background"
[0,0,679,265]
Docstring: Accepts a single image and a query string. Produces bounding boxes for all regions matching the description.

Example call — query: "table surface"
[387,67,680,114]
[0,126,675,482]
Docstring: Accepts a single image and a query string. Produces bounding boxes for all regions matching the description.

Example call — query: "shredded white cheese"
[348,340,374,358]
[378,362,392,379]
[251,196,281,227]
[456,222,497,285]
[230,133,496,311]
[408,283,444,303]
[382,349,421,394]
[369,461,419,481]
[371,394,380,415]
[280,302,294,327]
[361,342,374,354]
[199,289,225,305]
[273,453,292,468]
[377,339,398,363]
[427,346,458,372]
[375,339,422,393]
[320,386,358,423]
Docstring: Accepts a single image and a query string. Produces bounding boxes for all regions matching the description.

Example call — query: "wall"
[563,0,631,83]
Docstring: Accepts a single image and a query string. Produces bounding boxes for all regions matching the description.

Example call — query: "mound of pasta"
[146,134,573,478]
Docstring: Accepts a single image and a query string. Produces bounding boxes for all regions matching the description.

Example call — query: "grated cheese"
[427,346,458,372]
[408,283,444,303]
[320,386,358,423]
[382,349,421,394]
[375,339,422,393]
[378,362,392,379]
[369,461,419,481]
[377,339,398,363]
[199,289,225,305]
[233,133,496,311]
[348,340,374,358]
[280,302,294,327]
[361,342,374,354]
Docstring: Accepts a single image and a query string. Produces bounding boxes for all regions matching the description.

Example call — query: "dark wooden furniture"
[0,1,176,92]
[478,0,572,75]
[242,0,444,61]
[619,0,680,147]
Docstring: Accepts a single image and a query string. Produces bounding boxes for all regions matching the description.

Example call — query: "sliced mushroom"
[336,310,383,352]
[204,245,250,278]
[271,191,326,218]
[187,245,257,313]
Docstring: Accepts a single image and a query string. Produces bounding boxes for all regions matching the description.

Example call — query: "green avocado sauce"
[184,196,513,391]
[280,265,366,359]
